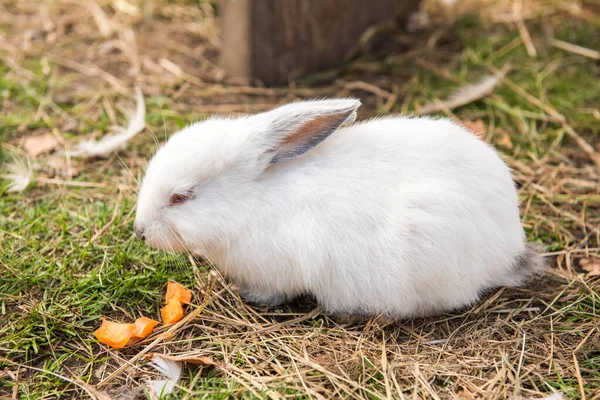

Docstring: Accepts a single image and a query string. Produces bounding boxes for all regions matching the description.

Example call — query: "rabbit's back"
[214,117,529,317]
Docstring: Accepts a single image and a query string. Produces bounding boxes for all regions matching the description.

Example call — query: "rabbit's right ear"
[256,99,361,164]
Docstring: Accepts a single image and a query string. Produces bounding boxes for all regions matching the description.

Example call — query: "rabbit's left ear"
[260,99,361,164]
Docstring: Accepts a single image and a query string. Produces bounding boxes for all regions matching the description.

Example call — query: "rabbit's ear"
[262,99,361,164]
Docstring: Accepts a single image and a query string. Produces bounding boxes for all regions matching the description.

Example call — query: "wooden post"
[220,0,420,86]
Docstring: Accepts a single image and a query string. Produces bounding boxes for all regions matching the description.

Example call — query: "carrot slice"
[94,319,135,349]
[131,317,160,339]
[165,281,192,304]
[161,298,184,324]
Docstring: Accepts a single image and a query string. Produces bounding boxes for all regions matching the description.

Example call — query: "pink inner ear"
[271,113,349,163]
[281,114,342,146]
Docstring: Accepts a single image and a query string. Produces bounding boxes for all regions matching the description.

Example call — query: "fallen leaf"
[497,133,514,149]
[461,120,486,140]
[580,258,600,278]
[45,154,81,178]
[23,133,59,156]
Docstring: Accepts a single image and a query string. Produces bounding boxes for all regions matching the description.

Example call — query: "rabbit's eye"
[169,192,191,206]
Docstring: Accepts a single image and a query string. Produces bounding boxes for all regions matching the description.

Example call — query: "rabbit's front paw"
[236,285,287,307]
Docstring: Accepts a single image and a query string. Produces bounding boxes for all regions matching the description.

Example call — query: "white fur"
[135,99,535,318]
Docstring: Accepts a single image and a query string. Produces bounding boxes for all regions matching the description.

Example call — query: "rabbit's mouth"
[141,224,188,253]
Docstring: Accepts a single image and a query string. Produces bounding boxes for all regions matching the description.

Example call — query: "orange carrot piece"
[165,281,192,304]
[131,317,160,339]
[94,319,135,349]
[161,298,184,324]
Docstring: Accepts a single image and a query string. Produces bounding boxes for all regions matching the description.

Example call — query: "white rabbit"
[134,99,544,319]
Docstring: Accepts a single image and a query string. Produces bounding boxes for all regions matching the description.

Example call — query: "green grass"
[0,190,197,393]
[1,1,600,399]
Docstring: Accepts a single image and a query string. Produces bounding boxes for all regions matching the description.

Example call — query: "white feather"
[69,87,145,158]
[147,355,182,397]
[419,74,503,114]
[2,156,33,192]
[147,380,176,397]
[149,356,182,381]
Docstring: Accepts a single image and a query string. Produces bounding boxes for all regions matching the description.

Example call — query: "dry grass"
[1,0,599,399]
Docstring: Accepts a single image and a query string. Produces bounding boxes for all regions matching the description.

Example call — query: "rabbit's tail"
[512,242,546,283]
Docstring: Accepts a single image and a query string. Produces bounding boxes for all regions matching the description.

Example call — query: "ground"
[0,0,599,399]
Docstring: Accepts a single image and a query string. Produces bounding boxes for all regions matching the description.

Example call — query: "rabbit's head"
[134,99,360,253]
